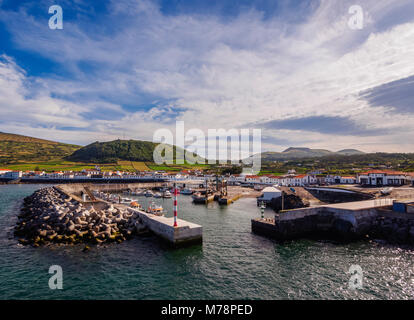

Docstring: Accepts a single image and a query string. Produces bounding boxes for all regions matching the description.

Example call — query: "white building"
[245,175,261,183]
[358,170,407,186]
[257,187,282,204]
[0,169,12,177]
[3,171,22,179]
[340,176,357,184]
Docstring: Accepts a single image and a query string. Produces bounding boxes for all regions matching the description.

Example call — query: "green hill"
[66,139,194,164]
[0,132,81,164]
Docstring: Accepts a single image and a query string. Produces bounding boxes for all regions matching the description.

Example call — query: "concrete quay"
[128,208,202,246]
[251,199,414,244]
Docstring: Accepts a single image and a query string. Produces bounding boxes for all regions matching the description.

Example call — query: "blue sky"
[0,0,414,153]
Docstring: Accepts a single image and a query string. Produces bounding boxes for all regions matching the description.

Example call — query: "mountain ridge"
[258,147,365,161]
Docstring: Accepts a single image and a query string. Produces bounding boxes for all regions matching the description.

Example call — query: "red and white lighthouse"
[173,184,178,227]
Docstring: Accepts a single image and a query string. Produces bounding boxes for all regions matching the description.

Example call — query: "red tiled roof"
[294,174,307,178]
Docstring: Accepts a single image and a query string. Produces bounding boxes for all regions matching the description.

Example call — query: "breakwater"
[14,187,145,246]
[252,199,414,244]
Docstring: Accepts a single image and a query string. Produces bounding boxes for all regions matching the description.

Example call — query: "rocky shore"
[14,187,145,247]
[370,216,414,245]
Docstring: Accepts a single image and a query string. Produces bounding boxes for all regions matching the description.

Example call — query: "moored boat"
[180,188,193,195]
[162,190,172,198]
[192,192,206,204]
[130,201,143,209]
[145,190,154,197]
[146,201,165,216]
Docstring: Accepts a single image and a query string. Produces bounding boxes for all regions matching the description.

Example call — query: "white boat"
[180,188,193,195]
[145,190,154,197]
[131,189,145,196]
[163,190,172,198]
[121,197,132,203]
[153,192,162,198]
[381,187,394,195]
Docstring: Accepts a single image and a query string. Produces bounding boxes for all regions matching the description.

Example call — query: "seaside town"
[3,0,414,303]
[1,166,414,188]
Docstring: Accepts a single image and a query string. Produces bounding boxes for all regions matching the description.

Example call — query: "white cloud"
[0,0,414,152]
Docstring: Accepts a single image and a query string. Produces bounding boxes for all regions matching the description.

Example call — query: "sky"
[0,0,414,155]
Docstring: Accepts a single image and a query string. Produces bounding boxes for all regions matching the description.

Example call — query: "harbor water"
[0,184,413,300]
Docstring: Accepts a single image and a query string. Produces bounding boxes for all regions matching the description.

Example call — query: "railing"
[373,198,394,207]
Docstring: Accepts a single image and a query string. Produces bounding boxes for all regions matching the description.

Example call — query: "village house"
[340,176,357,184]
[358,170,408,186]
[3,171,23,179]
[0,169,12,176]
[245,175,261,184]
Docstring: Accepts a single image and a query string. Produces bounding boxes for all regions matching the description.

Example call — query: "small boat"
[145,190,154,197]
[163,190,172,198]
[192,192,206,204]
[121,197,132,203]
[146,201,165,216]
[380,187,393,195]
[131,189,145,196]
[180,188,193,195]
[153,192,162,198]
[130,201,142,209]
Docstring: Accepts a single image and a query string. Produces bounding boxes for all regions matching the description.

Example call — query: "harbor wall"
[252,200,414,244]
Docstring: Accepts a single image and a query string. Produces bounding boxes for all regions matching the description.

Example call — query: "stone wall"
[252,205,414,244]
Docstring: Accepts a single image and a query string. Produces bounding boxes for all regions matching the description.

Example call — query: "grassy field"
[1,160,151,172]
[0,160,211,173]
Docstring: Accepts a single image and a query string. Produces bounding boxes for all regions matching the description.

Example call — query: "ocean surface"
[0,184,413,300]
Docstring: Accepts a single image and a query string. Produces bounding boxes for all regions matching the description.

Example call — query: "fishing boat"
[163,190,172,198]
[192,192,206,204]
[144,190,154,197]
[146,201,165,216]
[180,188,193,195]
[130,201,142,209]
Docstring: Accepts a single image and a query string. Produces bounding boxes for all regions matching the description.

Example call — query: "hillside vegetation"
[258,147,365,161]
[66,139,192,164]
[0,132,81,164]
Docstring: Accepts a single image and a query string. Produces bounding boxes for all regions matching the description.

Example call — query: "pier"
[57,183,202,247]
[127,208,202,246]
